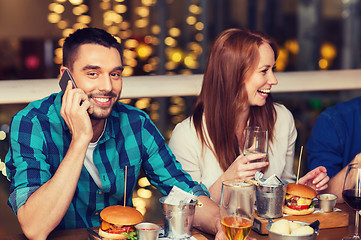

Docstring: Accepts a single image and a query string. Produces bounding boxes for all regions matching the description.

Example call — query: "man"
[307,96,361,202]
[5,28,223,240]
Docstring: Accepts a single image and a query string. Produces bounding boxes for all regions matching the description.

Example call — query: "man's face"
[69,43,123,120]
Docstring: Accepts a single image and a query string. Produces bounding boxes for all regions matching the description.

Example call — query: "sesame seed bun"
[286,183,316,199]
[100,205,143,226]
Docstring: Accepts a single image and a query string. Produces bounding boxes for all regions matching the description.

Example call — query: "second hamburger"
[284,183,316,216]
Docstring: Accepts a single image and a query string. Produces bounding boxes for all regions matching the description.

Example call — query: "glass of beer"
[220,180,255,240]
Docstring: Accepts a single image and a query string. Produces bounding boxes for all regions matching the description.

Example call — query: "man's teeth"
[94,97,109,103]
[258,89,270,94]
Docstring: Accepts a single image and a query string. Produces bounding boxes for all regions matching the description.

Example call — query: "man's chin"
[89,110,112,120]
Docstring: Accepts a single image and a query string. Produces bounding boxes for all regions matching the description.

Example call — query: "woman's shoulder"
[274,103,294,120]
[173,117,194,131]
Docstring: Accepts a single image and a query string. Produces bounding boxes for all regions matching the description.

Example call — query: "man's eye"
[111,73,121,79]
[88,72,98,77]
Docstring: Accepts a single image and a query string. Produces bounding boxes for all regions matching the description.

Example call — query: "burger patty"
[101,221,135,234]
[285,196,299,206]
[285,194,313,207]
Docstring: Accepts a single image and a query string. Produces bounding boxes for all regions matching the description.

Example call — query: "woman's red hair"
[192,28,278,171]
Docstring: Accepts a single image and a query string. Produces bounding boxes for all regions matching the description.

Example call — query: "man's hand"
[60,80,93,143]
[298,166,329,193]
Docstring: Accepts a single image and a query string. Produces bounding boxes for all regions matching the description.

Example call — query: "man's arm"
[193,195,226,240]
[15,82,93,240]
[327,153,361,203]
[17,139,89,240]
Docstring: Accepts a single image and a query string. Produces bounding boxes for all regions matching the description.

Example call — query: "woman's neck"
[235,107,250,147]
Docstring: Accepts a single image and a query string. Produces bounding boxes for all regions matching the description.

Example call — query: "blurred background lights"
[133,197,147,209]
[137,188,152,199]
[138,177,151,188]
[186,16,197,25]
[169,49,183,63]
[189,4,201,14]
[321,42,337,60]
[319,58,329,70]
[169,27,181,37]
[285,39,299,55]
[48,13,61,23]
[151,25,161,35]
[100,1,111,10]
[0,160,6,177]
[195,22,204,31]
[0,131,6,141]
[132,197,146,215]
[77,15,91,24]
[69,0,83,5]
[114,4,127,13]
[136,43,152,60]
[164,37,177,47]
[136,7,149,17]
[125,39,139,49]
[57,20,68,29]
[135,98,151,109]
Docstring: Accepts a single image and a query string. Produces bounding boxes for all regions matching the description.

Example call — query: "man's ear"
[60,66,67,75]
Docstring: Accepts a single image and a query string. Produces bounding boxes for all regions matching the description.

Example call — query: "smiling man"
[5,28,224,240]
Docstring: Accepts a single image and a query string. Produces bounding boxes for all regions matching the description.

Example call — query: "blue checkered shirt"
[5,92,209,230]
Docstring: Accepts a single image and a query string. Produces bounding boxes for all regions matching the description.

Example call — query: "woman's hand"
[221,153,269,181]
[298,166,329,193]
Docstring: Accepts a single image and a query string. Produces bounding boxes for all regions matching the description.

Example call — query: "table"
[248,203,355,240]
[0,203,355,240]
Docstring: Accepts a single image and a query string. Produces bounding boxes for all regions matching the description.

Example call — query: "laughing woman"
[169,28,329,203]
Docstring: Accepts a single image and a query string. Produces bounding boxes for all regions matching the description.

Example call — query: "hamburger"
[283,183,316,216]
[99,205,143,239]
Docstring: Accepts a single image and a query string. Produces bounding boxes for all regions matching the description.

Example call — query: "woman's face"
[244,43,278,107]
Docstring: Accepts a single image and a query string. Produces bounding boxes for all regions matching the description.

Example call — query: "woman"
[169,28,329,204]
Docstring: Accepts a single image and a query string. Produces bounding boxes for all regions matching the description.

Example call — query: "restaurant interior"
[0,0,360,237]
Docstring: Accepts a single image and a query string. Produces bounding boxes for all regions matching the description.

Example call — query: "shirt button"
[98,191,102,195]
[95,212,99,216]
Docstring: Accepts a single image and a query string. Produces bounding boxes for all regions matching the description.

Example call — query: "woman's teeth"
[258,89,270,94]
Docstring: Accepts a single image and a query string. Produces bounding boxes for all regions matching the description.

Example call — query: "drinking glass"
[342,163,361,240]
[243,126,268,163]
[220,180,255,240]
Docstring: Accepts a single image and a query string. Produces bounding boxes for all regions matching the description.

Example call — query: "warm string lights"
[275,39,337,71]
[48,0,91,65]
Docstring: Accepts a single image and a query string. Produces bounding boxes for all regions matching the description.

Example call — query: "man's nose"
[99,75,112,92]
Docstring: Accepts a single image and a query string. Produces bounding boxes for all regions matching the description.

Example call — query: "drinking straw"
[296,146,303,184]
[124,165,127,206]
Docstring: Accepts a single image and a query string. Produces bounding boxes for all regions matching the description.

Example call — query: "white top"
[83,120,107,189]
[168,103,297,189]
[84,141,102,189]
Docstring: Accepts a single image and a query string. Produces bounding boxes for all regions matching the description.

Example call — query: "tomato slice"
[288,205,309,210]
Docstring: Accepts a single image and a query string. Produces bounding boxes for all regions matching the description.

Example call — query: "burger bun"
[286,183,316,199]
[100,205,143,226]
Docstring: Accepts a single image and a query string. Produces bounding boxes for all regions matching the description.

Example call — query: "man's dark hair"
[62,28,122,69]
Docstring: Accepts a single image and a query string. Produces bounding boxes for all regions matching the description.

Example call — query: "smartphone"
[59,69,77,92]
